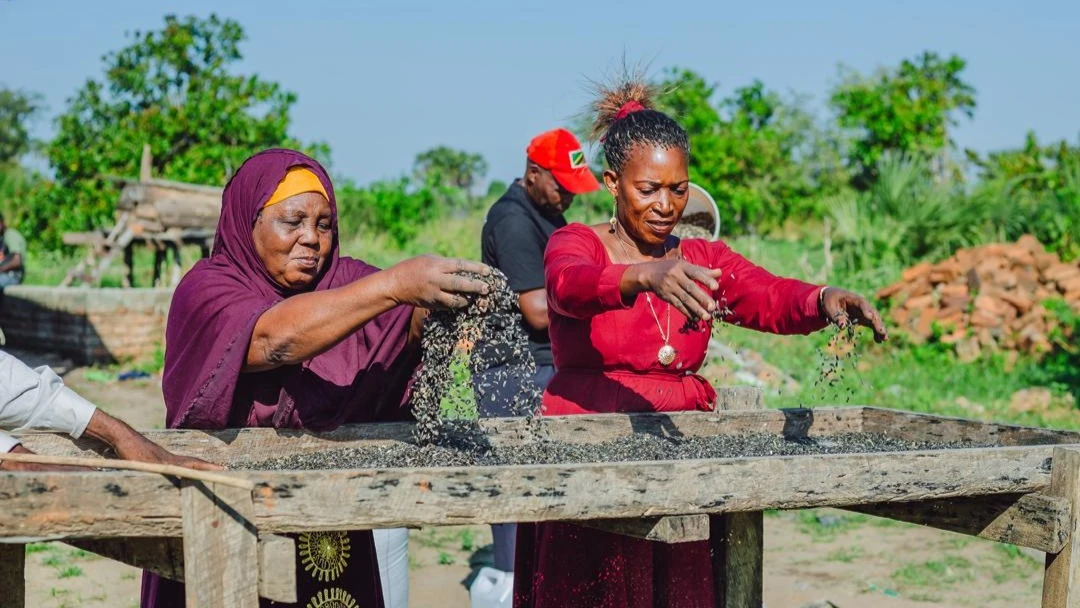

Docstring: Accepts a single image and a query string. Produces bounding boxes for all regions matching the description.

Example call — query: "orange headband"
[263,167,328,208]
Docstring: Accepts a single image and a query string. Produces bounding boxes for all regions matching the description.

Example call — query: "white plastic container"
[373,527,409,608]
[470,566,514,608]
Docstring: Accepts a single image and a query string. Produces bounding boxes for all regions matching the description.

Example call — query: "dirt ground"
[14,350,1046,607]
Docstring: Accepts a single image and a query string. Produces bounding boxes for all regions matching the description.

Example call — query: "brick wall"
[0,286,173,364]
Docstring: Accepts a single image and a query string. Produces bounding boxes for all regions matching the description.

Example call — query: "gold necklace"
[612,227,677,366]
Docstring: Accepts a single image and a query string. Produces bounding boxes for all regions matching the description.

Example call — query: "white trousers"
[373,527,410,608]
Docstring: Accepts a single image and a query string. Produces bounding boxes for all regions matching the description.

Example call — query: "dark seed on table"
[241,432,998,471]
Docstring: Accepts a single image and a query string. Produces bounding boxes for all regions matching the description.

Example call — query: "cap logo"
[568,149,587,169]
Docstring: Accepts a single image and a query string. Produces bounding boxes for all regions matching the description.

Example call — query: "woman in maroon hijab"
[142,148,490,608]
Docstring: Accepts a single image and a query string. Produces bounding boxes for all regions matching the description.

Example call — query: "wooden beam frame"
[180,482,258,608]
[0,445,1062,539]
[845,492,1071,553]
[68,534,296,603]
[578,515,710,543]
[7,407,1080,607]
[0,543,24,608]
[713,386,764,608]
[1043,447,1080,607]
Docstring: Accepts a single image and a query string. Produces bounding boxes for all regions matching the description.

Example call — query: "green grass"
[42,554,64,567]
[25,244,207,287]
[712,233,1078,429]
[459,528,475,552]
[826,546,864,563]
[892,555,974,588]
[714,322,1077,429]
[795,509,869,541]
[57,565,84,578]
[437,551,455,565]
[985,543,1041,584]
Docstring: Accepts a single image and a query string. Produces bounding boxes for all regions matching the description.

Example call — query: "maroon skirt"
[514,521,718,608]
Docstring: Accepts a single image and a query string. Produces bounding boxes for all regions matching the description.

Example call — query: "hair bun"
[613,100,646,122]
[588,76,657,143]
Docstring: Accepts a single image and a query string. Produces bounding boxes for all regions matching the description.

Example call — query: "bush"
[336,178,441,247]
[827,152,990,281]
[1029,300,1080,401]
[970,142,1080,261]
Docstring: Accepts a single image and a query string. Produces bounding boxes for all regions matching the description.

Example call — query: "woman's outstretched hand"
[630,259,725,322]
[388,255,492,310]
[819,287,889,343]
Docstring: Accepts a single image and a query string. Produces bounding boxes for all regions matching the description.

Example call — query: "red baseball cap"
[526,128,601,195]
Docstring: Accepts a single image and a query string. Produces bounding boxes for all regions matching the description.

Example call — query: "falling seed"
[408,268,544,448]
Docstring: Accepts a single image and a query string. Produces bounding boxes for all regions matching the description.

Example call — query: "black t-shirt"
[477,181,566,368]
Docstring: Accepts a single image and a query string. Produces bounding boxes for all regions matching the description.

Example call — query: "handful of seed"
[409,269,543,446]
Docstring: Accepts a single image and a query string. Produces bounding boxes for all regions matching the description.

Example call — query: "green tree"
[413,146,488,192]
[336,177,439,247]
[968,133,1080,260]
[830,51,976,186]
[656,68,833,233]
[32,14,324,247]
[0,87,44,164]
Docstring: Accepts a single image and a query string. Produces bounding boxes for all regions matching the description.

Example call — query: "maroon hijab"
[162,148,416,430]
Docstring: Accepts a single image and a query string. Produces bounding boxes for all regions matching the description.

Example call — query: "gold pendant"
[658,344,677,366]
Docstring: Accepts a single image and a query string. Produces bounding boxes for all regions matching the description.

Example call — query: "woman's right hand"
[387,255,492,310]
[631,259,724,322]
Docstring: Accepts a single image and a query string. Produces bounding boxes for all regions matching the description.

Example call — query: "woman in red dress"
[514,79,888,607]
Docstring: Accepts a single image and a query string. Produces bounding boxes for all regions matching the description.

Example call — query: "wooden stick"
[0,453,253,490]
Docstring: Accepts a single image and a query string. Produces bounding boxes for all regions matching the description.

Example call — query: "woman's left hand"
[819,287,888,343]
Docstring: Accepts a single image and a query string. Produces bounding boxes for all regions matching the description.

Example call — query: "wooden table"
[4,400,1080,607]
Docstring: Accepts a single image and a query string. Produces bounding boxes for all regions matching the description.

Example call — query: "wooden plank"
[258,533,297,604]
[67,535,296,603]
[0,446,1060,538]
[70,537,185,579]
[714,513,762,608]
[15,407,869,464]
[0,543,25,608]
[862,407,1080,447]
[577,515,709,543]
[1044,447,1080,607]
[181,482,258,608]
[714,386,764,608]
[846,493,1071,553]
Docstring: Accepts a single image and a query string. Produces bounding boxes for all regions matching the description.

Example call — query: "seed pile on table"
[672,212,715,240]
[245,431,1000,471]
[408,268,543,446]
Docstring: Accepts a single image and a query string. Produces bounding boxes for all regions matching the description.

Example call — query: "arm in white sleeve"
[0,350,98,447]
[0,430,20,453]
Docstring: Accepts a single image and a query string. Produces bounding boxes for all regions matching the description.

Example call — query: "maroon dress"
[514,224,827,607]
[143,149,417,608]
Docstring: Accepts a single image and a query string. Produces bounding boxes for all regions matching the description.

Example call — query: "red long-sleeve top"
[542,223,826,414]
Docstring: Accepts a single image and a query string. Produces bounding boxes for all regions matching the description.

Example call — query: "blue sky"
[1,0,1077,186]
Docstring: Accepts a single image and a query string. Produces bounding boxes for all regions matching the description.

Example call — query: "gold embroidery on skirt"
[298,531,351,582]
[305,587,358,608]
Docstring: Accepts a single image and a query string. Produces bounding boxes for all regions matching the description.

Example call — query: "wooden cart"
[4,396,1080,607]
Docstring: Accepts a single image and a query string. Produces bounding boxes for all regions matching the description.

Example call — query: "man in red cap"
[471,128,600,587]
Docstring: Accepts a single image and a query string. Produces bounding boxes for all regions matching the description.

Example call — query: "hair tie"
[614,100,646,121]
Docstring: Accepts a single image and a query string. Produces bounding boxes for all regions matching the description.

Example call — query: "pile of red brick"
[876,235,1080,361]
